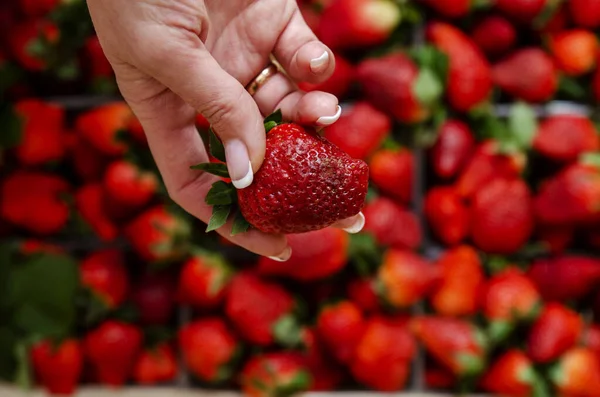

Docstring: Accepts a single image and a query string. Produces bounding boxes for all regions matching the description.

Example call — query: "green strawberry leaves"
[209,128,227,162]
[231,211,252,235]
[264,109,283,133]
[206,205,231,233]
[190,163,230,178]
[205,181,236,205]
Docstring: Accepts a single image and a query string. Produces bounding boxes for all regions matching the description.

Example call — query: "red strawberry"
[346,278,380,313]
[422,0,470,18]
[177,251,232,308]
[538,3,569,33]
[471,16,517,59]
[236,123,368,234]
[225,272,295,346]
[80,249,129,309]
[258,227,349,281]
[480,350,537,397]
[377,249,439,308]
[75,184,119,242]
[594,63,600,102]
[351,316,416,391]
[323,102,390,160]
[19,240,63,255]
[537,225,574,253]
[301,329,344,391]
[298,54,354,98]
[471,177,534,254]
[75,102,132,156]
[67,133,110,182]
[103,160,158,211]
[533,115,599,162]
[549,29,598,76]
[356,53,430,123]
[492,48,558,102]
[495,0,548,22]
[430,246,483,317]
[411,316,486,377]
[0,171,70,235]
[178,318,238,383]
[133,343,178,385]
[19,0,60,17]
[527,303,583,363]
[131,273,176,326]
[8,19,58,71]
[83,35,114,89]
[240,352,312,397]
[425,365,456,390]
[127,115,148,144]
[14,99,66,166]
[31,339,83,395]
[550,348,600,396]
[582,325,600,360]
[316,0,401,50]
[84,321,142,387]
[426,22,492,112]
[316,301,365,364]
[429,119,476,179]
[424,187,470,246]
[369,148,413,204]
[569,0,600,28]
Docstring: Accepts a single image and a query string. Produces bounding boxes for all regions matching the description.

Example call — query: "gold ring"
[246,62,279,96]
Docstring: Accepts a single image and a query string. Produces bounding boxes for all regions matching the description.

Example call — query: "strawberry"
[350,316,416,391]
[301,329,344,391]
[8,19,58,71]
[492,48,558,102]
[19,240,63,255]
[356,53,430,124]
[178,318,239,383]
[569,0,600,28]
[131,273,176,326]
[550,348,600,396]
[127,115,148,145]
[30,339,83,395]
[471,16,516,59]
[424,187,470,246]
[298,54,354,98]
[67,133,110,182]
[13,99,66,166]
[84,321,142,387]
[103,160,158,211]
[425,365,456,390]
[411,316,487,377]
[422,0,470,18]
[549,29,598,76]
[471,177,534,254]
[369,148,413,204]
[225,272,295,346]
[133,343,177,385]
[527,303,583,363]
[19,0,60,17]
[426,22,492,112]
[83,35,115,91]
[346,277,381,313]
[376,249,439,308]
[257,227,349,281]
[594,63,600,102]
[177,250,232,309]
[429,119,476,180]
[430,246,483,317]
[0,171,70,235]
[316,0,401,50]
[537,225,574,253]
[582,325,600,359]
[80,249,129,309]
[480,350,538,397]
[75,184,119,242]
[495,0,548,22]
[533,115,599,162]
[75,102,132,156]
[240,352,312,397]
[323,102,390,160]
[316,301,365,364]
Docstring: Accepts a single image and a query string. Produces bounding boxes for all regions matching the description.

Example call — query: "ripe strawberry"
[533,115,599,162]
[19,0,60,17]
[301,329,344,391]
[132,343,177,385]
[316,301,365,364]
[550,348,600,396]
[316,0,401,50]
[298,54,354,98]
[429,119,476,179]
[495,0,548,22]
[350,316,416,391]
[471,178,534,254]
[84,321,142,387]
[492,48,557,102]
[0,171,70,235]
[411,316,487,377]
[323,102,390,160]
[103,160,158,211]
[240,352,312,397]
[480,350,538,396]
[67,133,110,182]
[527,303,583,363]
[537,225,574,253]
[258,227,349,281]
[356,53,430,124]
[75,102,132,156]
[582,325,600,359]
[422,0,470,18]
[471,16,516,59]
[177,250,232,309]
[178,318,239,383]
[127,115,148,145]
[131,273,176,326]
[425,365,456,390]
[376,249,439,308]
[346,278,381,313]
[80,249,129,309]
[225,272,295,346]
[31,339,83,395]
[569,0,600,28]
[369,148,413,204]
[424,187,470,246]
[8,19,58,71]
[362,198,421,252]
[75,184,118,242]
[83,35,115,90]
[13,99,66,166]
[426,22,492,112]
[430,246,483,317]
[549,29,598,76]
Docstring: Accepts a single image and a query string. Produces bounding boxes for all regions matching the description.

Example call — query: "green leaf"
[558,76,587,100]
[412,46,449,83]
[264,109,283,125]
[205,181,235,206]
[231,211,251,236]
[508,102,538,149]
[413,67,443,107]
[14,342,32,390]
[0,105,23,149]
[26,38,47,58]
[487,320,514,345]
[264,120,278,133]
[209,128,226,162]
[206,205,231,232]
[581,152,600,168]
[190,162,230,178]
[272,315,303,348]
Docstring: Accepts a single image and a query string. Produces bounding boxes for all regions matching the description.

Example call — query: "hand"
[87,0,363,261]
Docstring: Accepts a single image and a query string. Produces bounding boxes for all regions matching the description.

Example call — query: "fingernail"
[316,105,342,126]
[268,246,292,262]
[342,212,365,234]
[224,139,253,189]
[310,51,329,73]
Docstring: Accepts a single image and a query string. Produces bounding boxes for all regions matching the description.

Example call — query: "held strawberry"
[75,102,133,156]
[316,301,365,364]
[30,339,83,396]
[471,16,517,59]
[480,350,541,397]
[548,29,598,76]
[80,249,129,309]
[103,160,158,211]
[569,0,600,28]
[550,348,600,396]
[424,187,470,246]
[133,343,178,385]
[368,148,413,204]
[240,352,312,397]
[429,119,476,180]
[533,115,600,162]
[131,273,176,326]
[298,54,354,98]
[177,250,233,309]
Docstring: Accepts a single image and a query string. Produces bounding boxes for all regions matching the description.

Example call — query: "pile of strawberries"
[1,0,600,396]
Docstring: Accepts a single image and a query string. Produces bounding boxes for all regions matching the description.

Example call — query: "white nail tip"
[231,160,253,190]
[342,212,365,234]
[316,105,342,126]
[310,51,329,72]
[268,247,292,262]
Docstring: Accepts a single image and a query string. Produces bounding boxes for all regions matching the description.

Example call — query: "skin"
[87,0,363,260]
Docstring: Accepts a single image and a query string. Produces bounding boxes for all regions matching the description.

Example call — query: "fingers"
[332,212,366,234]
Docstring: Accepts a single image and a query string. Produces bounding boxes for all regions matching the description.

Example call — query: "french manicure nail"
[310,51,329,73]
[316,105,342,126]
[342,212,365,234]
[268,247,292,262]
[224,140,253,189]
